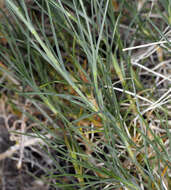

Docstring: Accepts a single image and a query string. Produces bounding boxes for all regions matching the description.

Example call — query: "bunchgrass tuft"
[0,0,171,189]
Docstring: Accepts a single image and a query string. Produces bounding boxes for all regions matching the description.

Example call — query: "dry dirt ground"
[0,97,57,190]
[0,116,50,190]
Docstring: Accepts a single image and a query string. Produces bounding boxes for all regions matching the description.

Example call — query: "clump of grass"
[0,0,171,189]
